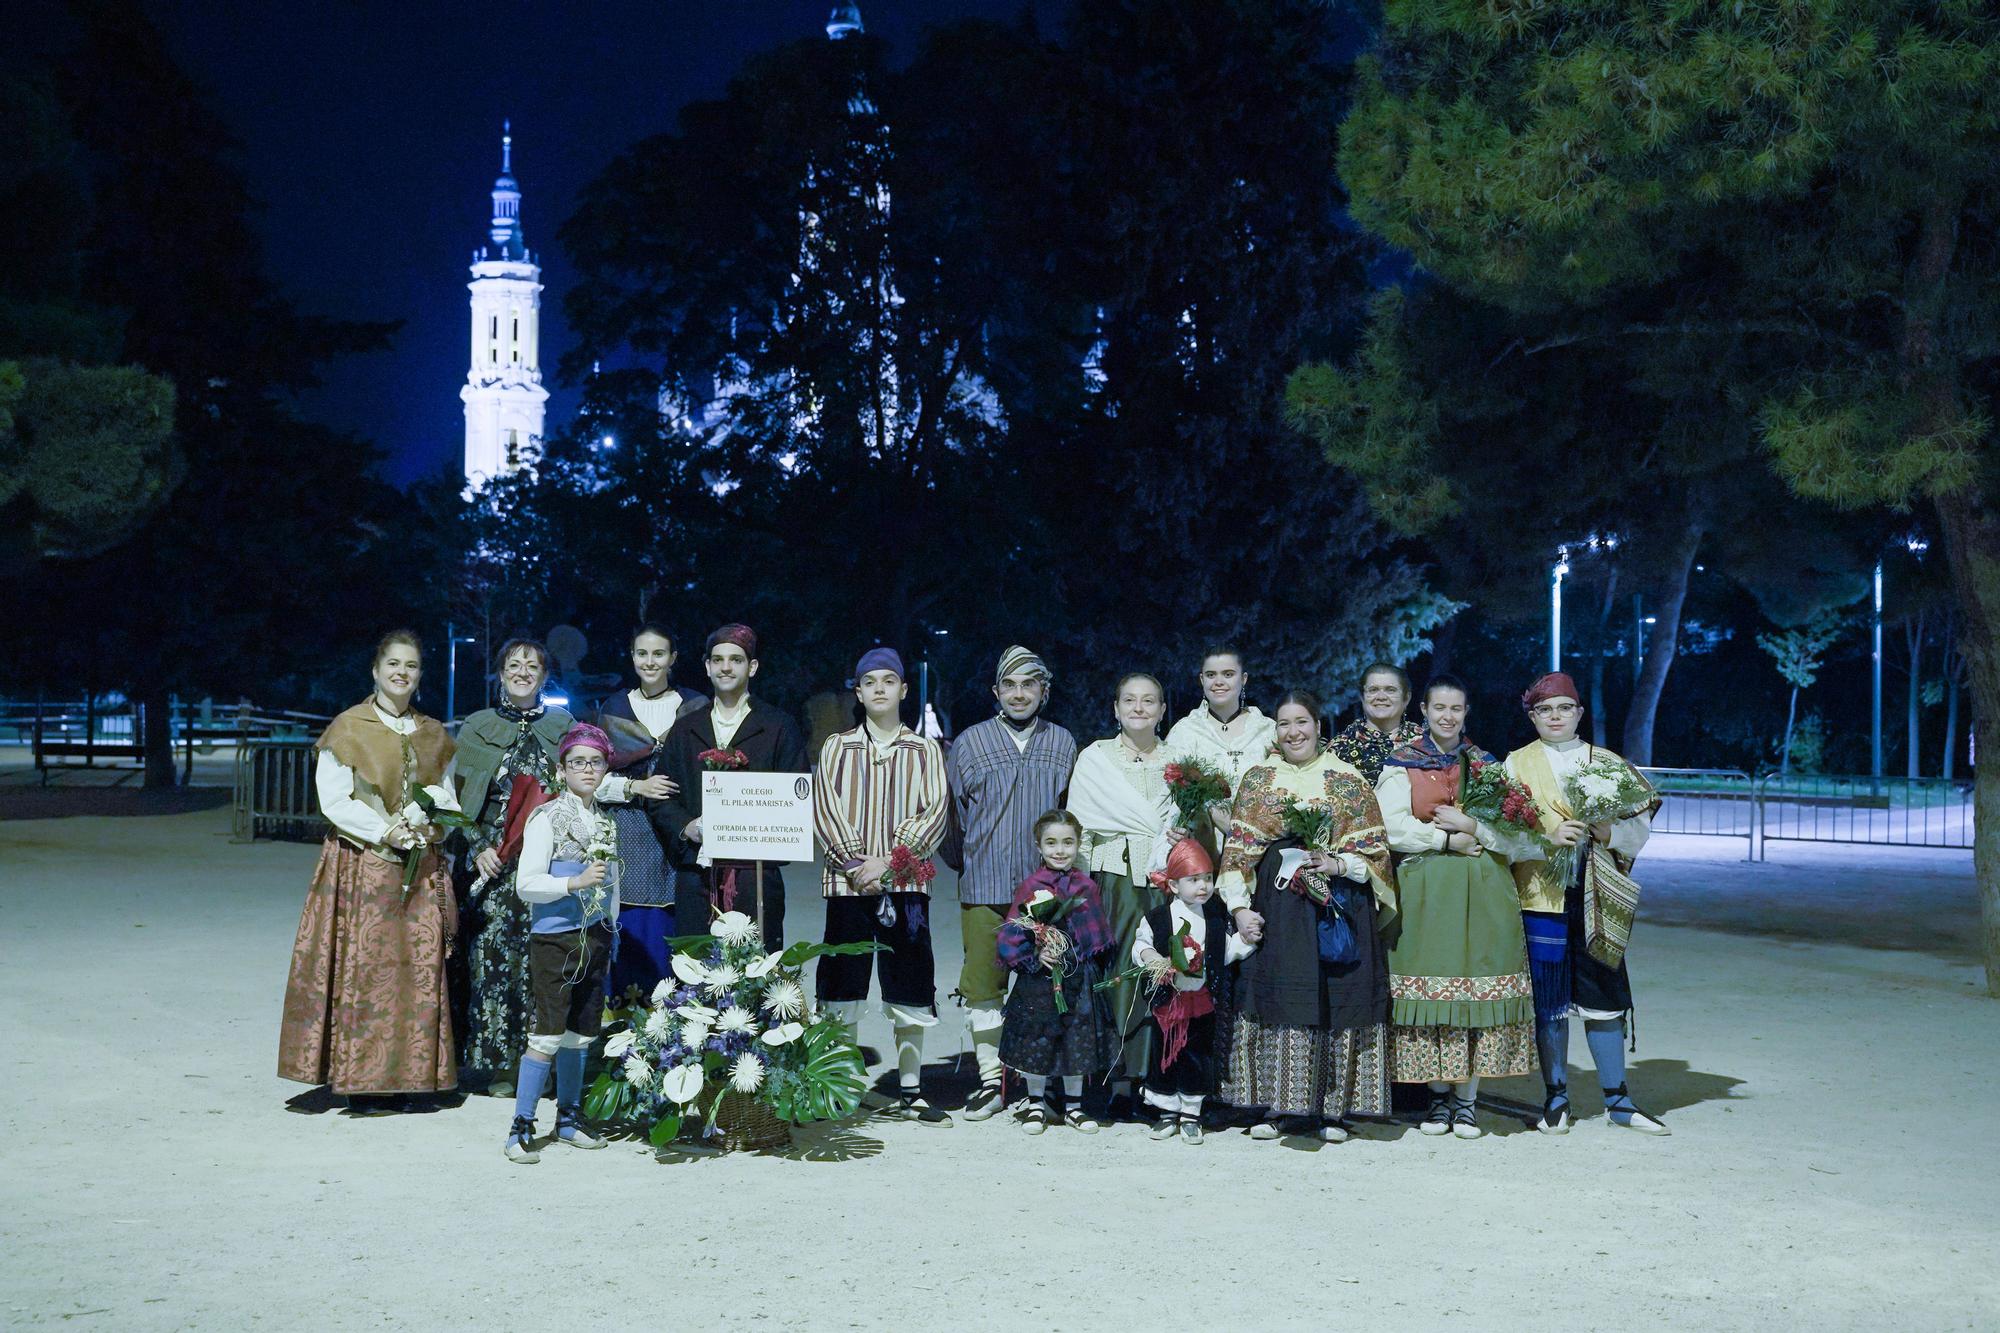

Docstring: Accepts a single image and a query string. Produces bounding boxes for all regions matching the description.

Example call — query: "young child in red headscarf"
[1132,836,1257,1144]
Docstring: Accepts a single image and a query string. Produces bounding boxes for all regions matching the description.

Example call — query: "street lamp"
[1873,532,1931,780]
[1550,533,1618,672]
[445,624,479,725]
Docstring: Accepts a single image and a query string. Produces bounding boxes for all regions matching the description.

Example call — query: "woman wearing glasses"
[1503,672,1667,1136]
[449,640,664,1094]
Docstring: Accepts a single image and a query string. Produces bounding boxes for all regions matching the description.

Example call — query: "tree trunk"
[1780,685,1799,776]
[1935,489,2000,996]
[141,684,176,788]
[1946,670,1961,781]
[1621,519,1702,767]
[1907,613,1925,779]
[1589,568,1618,747]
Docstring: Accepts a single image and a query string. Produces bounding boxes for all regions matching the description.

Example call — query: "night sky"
[147,1,1004,485]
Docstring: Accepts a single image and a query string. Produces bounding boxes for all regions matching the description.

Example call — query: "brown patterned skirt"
[1222,1016,1390,1119]
[278,836,458,1095]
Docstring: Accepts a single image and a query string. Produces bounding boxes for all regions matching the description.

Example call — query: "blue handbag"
[1317,888,1359,967]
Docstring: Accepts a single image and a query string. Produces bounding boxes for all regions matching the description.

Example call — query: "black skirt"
[1236,836,1388,1032]
[999,956,1117,1078]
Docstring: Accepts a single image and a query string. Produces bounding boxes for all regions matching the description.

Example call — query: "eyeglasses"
[563,758,609,772]
[1530,703,1580,718]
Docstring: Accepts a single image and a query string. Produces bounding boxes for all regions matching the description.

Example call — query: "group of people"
[275,625,1671,1156]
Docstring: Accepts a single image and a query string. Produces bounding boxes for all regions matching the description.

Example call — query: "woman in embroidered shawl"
[1066,672,1177,1105]
[448,639,665,1092]
[1377,674,1536,1140]
[1217,690,1394,1142]
[1330,662,1424,788]
[278,630,462,1111]
[593,625,700,1005]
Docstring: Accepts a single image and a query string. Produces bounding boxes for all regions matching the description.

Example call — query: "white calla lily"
[746,950,784,978]
[650,979,676,1005]
[662,1063,705,1104]
[671,953,709,985]
[603,1030,635,1058]
[760,1022,805,1047]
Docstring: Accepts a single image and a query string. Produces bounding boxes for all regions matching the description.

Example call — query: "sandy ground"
[3,801,1998,1331]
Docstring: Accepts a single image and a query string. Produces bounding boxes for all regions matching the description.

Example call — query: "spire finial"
[827,5,863,40]
[501,119,513,174]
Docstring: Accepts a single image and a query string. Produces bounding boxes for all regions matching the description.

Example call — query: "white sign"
[701,770,815,862]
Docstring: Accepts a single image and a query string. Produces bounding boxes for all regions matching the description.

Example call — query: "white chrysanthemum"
[702,963,741,996]
[729,1052,766,1093]
[710,910,758,944]
[662,1063,704,1104]
[718,1005,757,1036]
[681,1023,712,1052]
[621,1055,653,1088]
[643,1009,675,1040]
[760,1022,804,1047]
[746,950,783,978]
[761,978,805,1020]
[671,953,709,985]
[1579,773,1622,801]
[603,1030,635,1058]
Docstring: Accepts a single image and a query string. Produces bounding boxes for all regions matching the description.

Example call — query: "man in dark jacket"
[650,624,809,952]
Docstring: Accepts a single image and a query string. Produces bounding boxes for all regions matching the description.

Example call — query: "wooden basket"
[712,1089,791,1152]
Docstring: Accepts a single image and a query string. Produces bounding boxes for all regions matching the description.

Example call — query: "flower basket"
[712,1088,791,1152]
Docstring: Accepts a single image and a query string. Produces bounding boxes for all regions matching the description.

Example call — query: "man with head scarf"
[945,645,1079,1120]
[1503,672,1668,1136]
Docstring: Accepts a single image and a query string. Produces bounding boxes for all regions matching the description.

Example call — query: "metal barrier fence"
[233,739,326,843]
[1637,768,1973,859]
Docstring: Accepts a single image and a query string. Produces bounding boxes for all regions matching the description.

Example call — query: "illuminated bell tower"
[460,120,548,488]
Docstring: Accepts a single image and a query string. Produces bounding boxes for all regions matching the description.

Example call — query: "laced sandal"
[1149,1113,1181,1141]
[962,1080,1008,1122]
[503,1115,540,1164]
[1062,1106,1101,1134]
[1020,1100,1052,1136]
[1603,1084,1671,1136]
[1538,1082,1572,1136]
[1449,1095,1483,1140]
[554,1107,606,1149]
[896,1091,953,1126]
[1419,1091,1452,1136]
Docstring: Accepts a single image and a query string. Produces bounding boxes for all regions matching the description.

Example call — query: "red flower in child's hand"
[915,860,937,886]
[889,845,914,873]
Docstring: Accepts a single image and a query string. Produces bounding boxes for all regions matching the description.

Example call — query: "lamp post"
[1550,546,1571,672]
[1549,533,1618,673]
[445,624,479,725]
[1873,533,1932,781]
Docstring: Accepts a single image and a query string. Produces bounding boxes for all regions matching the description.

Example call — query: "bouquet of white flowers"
[586,912,879,1151]
[1549,756,1656,887]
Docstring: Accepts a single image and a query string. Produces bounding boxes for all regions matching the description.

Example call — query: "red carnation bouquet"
[1162,756,1232,829]
[1458,758,1552,862]
[881,844,938,892]
[698,747,749,771]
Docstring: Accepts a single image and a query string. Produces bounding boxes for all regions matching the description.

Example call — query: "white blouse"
[315,702,462,848]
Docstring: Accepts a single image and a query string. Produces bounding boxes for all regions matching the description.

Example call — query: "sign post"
[701,771,815,938]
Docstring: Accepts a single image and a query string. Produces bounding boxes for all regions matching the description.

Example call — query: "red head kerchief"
[706,623,758,658]
[1149,835,1215,890]
[1521,672,1581,711]
[558,721,614,761]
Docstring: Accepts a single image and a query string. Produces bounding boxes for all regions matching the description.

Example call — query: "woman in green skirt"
[1067,672,1176,1112]
[1377,673,1535,1140]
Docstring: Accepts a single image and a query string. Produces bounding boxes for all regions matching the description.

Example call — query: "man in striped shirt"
[813,646,953,1124]
[946,645,1078,1120]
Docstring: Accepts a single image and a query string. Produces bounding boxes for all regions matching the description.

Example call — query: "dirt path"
[2,809,1995,1329]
